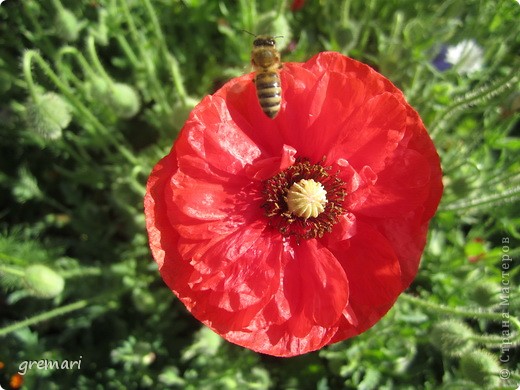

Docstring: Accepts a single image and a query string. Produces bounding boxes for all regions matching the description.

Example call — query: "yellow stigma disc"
[286,179,328,219]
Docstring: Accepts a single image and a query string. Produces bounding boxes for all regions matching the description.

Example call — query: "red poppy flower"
[144,52,443,357]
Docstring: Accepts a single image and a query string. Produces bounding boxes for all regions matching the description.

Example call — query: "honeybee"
[250,35,282,119]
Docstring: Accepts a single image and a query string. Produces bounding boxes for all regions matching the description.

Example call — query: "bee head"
[253,36,276,47]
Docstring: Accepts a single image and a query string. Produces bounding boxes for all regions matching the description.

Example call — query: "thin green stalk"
[22,2,55,57]
[0,300,89,337]
[128,178,146,196]
[50,0,65,12]
[239,0,257,33]
[169,56,188,105]
[406,66,425,103]
[117,0,142,50]
[0,265,25,278]
[119,0,172,116]
[60,268,103,278]
[141,55,173,117]
[115,35,141,68]
[390,11,404,44]
[400,294,520,346]
[86,35,113,85]
[358,0,377,50]
[22,51,41,104]
[141,0,169,58]
[341,0,352,26]
[430,72,519,139]
[275,0,287,18]
[439,185,520,212]
[486,171,520,188]
[57,46,97,88]
[61,132,94,166]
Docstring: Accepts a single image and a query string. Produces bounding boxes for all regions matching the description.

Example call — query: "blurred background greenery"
[0,0,519,388]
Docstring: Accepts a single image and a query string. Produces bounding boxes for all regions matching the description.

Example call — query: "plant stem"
[50,0,65,12]
[119,0,172,117]
[115,35,141,68]
[430,72,519,140]
[275,0,287,18]
[141,0,168,59]
[439,185,520,212]
[0,265,25,278]
[169,56,188,105]
[21,2,55,57]
[57,46,97,87]
[60,268,103,278]
[86,35,113,85]
[400,293,520,346]
[22,51,41,104]
[0,300,89,337]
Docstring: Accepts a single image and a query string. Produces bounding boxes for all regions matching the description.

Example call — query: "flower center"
[262,159,346,240]
[286,179,327,219]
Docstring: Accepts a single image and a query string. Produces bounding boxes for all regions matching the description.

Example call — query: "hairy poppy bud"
[24,264,65,299]
[469,281,497,307]
[55,8,82,42]
[430,320,475,357]
[460,350,500,387]
[26,92,72,141]
[103,83,141,119]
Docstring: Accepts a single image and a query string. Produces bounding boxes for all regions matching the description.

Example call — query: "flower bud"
[469,281,497,307]
[24,264,65,298]
[430,320,475,357]
[454,179,473,199]
[55,8,82,42]
[26,92,72,140]
[460,350,499,387]
[108,83,140,118]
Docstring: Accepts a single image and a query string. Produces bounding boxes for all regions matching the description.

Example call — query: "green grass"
[1,0,519,388]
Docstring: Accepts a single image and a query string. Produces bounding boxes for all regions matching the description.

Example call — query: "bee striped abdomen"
[250,35,282,119]
[255,71,282,118]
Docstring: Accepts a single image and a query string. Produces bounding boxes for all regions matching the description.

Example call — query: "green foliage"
[0,0,519,389]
